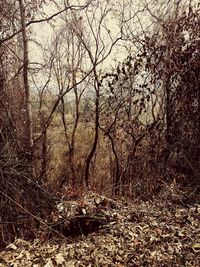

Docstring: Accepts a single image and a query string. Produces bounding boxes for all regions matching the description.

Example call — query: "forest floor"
[0,185,199,267]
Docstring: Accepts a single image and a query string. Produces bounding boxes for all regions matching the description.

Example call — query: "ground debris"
[0,192,199,267]
[48,191,121,237]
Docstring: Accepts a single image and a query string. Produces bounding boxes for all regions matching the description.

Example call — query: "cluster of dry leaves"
[0,188,199,267]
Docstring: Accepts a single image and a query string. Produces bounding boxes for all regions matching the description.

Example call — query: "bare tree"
[19,0,34,159]
[43,24,91,188]
[64,1,124,187]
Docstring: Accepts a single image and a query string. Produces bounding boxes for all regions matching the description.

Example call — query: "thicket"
[0,0,199,248]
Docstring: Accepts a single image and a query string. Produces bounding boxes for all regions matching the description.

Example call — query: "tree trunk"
[19,0,34,158]
[84,79,99,188]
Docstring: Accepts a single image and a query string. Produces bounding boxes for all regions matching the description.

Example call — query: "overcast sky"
[29,0,145,70]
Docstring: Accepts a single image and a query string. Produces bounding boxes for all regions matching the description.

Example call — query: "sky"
[28,0,194,95]
[29,0,145,70]
[28,0,159,97]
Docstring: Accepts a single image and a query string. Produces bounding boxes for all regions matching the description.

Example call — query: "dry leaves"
[0,193,199,267]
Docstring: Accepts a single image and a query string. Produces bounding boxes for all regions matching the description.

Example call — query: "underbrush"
[0,186,199,266]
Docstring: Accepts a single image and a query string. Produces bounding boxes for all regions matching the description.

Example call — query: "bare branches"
[0,0,93,45]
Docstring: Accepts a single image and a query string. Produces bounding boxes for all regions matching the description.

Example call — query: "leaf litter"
[0,189,199,267]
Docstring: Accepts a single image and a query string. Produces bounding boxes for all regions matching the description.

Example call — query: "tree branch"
[0,1,93,45]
